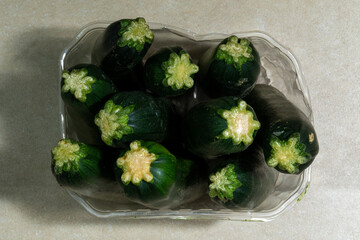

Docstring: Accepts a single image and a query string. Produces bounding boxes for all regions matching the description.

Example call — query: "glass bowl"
[58,21,313,221]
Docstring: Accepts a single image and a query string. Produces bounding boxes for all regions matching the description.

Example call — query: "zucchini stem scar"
[117,141,157,185]
[117,17,154,51]
[209,164,242,202]
[62,68,96,102]
[216,36,254,71]
[267,133,310,173]
[218,100,260,145]
[52,139,84,174]
[162,51,199,90]
[94,100,134,145]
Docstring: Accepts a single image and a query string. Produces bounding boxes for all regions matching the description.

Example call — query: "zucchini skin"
[154,97,183,147]
[209,145,276,209]
[97,91,170,148]
[98,146,121,181]
[199,37,260,98]
[92,19,152,89]
[174,157,208,205]
[61,64,117,115]
[51,139,102,187]
[244,84,319,174]
[144,47,197,97]
[184,97,259,159]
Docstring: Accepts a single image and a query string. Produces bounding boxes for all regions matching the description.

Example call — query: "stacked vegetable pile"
[52,18,319,210]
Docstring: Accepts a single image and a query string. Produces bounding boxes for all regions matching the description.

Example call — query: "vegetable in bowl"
[208,145,276,209]
[199,35,260,98]
[61,64,117,116]
[92,17,154,89]
[94,91,171,148]
[144,47,199,97]
[184,97,261,159]
[51,139,103,187]
[244,84,319,174]
[114,140,206,208]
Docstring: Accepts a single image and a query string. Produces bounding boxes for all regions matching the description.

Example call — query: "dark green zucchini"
[114,141,206,208]
[92,17,154,88]
[94,91,170,147]
[144,47,199,97]
[199,36,260,98]
[61,64,117,115]
[51,139,102,186]
[184,97,261,159]
[113,141,176,208]
[208,145,276,209]
[244,84,319,174]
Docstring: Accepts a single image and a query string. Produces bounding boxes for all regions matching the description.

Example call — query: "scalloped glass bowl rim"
[58,21,312,221]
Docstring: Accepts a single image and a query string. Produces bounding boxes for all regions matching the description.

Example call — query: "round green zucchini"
[144,47,199,97]
[114,140,207,208]
[51,139,102,187]
[208,145,276,209]
[61,64,117,115]
[113,140,177,207]
[199,36,260,98]
[184,97,261,159]
[244,84,319,174]
[94,91,170,148]
[92,17,154,88]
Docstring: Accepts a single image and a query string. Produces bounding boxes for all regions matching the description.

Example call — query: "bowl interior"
[59,22,311,221]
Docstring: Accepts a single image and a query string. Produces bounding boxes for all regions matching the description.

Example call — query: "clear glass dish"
[58,21,313,221]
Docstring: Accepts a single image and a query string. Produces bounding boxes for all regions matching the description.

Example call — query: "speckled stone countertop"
[0,1,359,239]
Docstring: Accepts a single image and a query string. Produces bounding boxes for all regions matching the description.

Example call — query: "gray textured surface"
[0,0,359,239]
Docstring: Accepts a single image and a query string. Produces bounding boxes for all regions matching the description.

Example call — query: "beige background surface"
[0,0,359,239]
